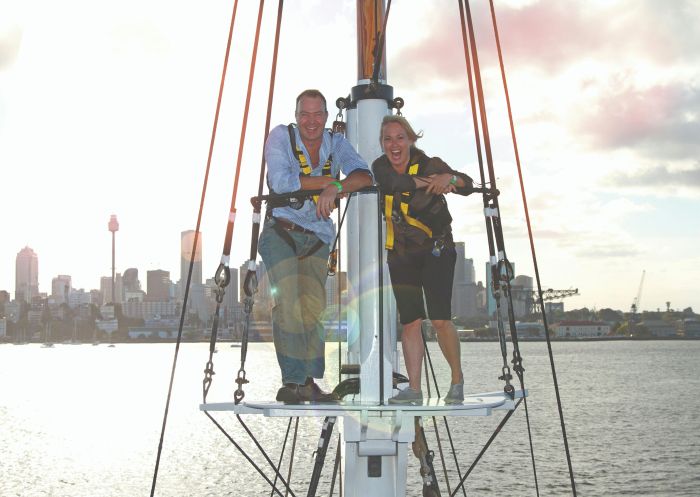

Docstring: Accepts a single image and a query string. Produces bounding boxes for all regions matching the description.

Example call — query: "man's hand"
[316,182,340,219]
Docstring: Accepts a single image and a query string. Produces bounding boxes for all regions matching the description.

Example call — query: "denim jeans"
[258,218,330,385]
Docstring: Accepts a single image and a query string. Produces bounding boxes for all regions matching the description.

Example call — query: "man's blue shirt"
[264,124,371,244]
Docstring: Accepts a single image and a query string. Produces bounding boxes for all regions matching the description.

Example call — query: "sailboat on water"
[152,2,577,496]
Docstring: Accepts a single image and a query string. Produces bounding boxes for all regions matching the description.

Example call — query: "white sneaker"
[444,383,464,404]
[388,387,423,405]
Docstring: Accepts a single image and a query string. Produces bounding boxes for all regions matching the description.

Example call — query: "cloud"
[604,161,700,191]
[573,81,700,160]
[0,23,22,71]
[390,1,700,82]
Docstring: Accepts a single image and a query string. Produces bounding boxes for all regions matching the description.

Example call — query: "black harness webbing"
[269,217,325,259]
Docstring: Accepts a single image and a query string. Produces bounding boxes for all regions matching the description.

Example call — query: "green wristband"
[330,180,343,193]
[450,175,458,185]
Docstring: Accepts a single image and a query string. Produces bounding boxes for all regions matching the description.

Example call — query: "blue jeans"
[258,218,330,385]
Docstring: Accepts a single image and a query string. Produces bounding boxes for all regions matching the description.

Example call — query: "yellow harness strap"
[289,125,333,204]
[384,163,433,250]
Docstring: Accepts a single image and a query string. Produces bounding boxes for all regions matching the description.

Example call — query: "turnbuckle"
[203,360,216,400]
[234,369,249,404]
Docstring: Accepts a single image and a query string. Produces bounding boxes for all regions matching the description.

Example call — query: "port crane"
[630,270,646,315]
[514,287,579,314]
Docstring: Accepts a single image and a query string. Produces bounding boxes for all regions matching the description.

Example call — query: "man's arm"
[265,125,302,193]
[313,135,373,219]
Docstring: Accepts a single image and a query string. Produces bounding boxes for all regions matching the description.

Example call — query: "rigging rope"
[487,0,577,494]
[149,1,241,495]
[456,0,543,494]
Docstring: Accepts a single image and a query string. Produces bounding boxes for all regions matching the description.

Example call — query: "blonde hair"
[379,115,423,147]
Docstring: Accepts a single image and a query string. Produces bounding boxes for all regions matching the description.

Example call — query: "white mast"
[343,1,407,494]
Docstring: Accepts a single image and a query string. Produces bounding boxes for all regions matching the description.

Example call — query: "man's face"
[295,96,328,144]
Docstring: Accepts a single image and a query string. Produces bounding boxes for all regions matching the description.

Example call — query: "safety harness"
[384,161,433,250]
[266,124,337,258]
[288,123,334,204]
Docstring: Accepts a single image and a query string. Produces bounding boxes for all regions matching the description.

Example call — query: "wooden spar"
[356,0,387,82]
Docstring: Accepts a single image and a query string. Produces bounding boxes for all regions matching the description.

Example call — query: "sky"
[1,0,699,313]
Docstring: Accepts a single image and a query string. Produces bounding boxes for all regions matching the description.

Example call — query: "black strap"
[269,218,325,259]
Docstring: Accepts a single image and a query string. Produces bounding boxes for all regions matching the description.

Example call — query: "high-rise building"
[123,268,141,293]
[147,270,171,302]
[486,261,515,318]
[451,244,478,320]
[100,273,123,305]
[239,260,270,303]
[180,230,203,295]
[51,275,72,304]
[15,246,39,303]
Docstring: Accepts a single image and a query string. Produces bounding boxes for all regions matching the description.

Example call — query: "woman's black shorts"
[387,236,456,325]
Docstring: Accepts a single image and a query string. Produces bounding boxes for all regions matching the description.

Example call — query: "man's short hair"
[295,89,327,114]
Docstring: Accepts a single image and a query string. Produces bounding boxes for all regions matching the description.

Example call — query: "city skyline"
[1,1,699,312]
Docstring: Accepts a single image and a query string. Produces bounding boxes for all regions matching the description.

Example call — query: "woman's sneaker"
[388,387,423,405]
[444,383,464,404]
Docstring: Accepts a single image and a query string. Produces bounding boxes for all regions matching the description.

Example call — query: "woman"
[372,115,474,405]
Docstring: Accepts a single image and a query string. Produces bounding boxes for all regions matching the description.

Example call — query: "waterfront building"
[122,268,141,293]
[640,319,678,338]
[100,274,123,304]
[485,261,516,319]
[682,319,700,338]
[15,246,39,303]
[553,320,611,338]
[51,275,72,304]
[511,275,534,318]
[121,300,177,320]
[147,270,171,302]
[180,230,203,296]
[452,243,477,319]
[67,289,92,308]
[0,317,6,338]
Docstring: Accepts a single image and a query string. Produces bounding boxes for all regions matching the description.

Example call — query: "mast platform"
[200,389,526,418]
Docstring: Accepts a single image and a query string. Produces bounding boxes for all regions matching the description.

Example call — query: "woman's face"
[382,122,414,169]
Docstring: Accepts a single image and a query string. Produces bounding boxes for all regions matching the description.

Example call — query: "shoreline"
[2,336,698,345]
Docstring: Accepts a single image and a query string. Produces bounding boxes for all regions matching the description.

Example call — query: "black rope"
[329,434,342,497]
[421,329,467,497]
[450,399,523,497]
[461,1,540,493]
[455,0,513,397]
[453,3,546,497]
[204,411,293,497]
[286,417,300,497]
[270,417,295,497]
[149,1,240,495]
[235,414,299,497]
[251,0,285,262]
[487,0,577,493]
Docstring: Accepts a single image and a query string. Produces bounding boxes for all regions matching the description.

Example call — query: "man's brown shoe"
[276,383,302,403]
[299,379,338,403]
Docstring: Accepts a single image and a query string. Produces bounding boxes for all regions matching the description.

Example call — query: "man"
[259,89,372,403]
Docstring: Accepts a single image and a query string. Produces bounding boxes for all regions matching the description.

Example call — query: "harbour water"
[1,340,699,496]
